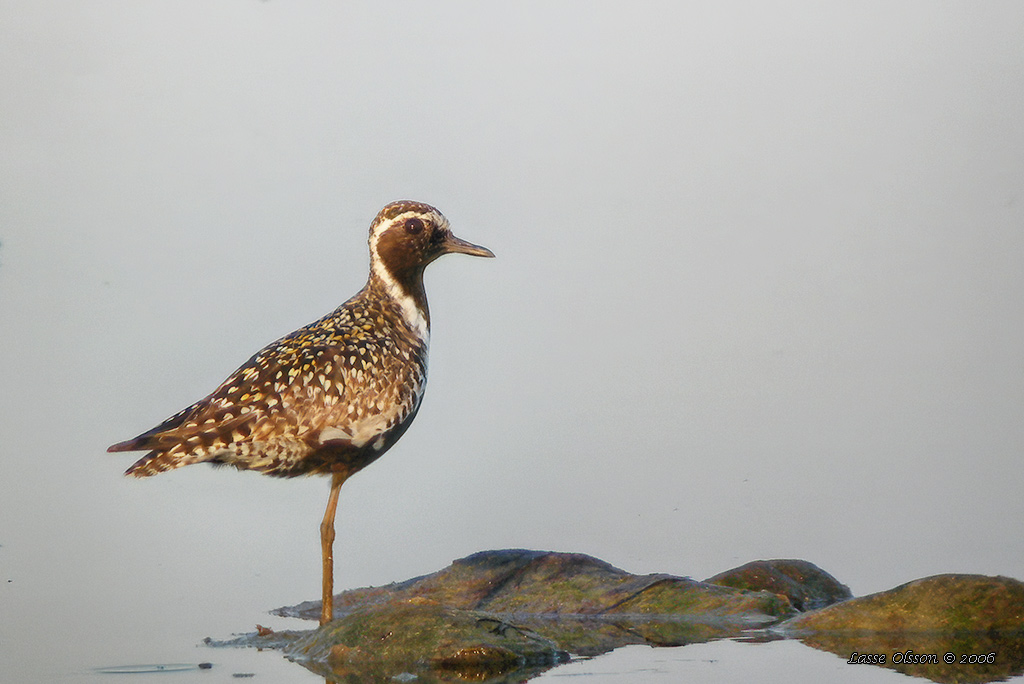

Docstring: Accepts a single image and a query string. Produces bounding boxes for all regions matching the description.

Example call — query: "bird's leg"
[320,470,347,626]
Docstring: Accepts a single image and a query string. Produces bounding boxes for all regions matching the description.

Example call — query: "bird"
[108,200,494,625]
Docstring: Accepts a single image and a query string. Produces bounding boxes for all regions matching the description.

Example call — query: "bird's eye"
[404,217,425,234]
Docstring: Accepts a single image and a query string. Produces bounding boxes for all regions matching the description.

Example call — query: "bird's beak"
[443,233,495,258]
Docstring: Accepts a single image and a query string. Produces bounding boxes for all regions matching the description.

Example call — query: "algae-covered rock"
[797,630,1024,684]
[221,553,1024,683]
[277,549,795,623]
[599,575,793,621]
[780,574,1024,633]
[511,615,744,657]
[267,549,798,679]
[705,559,852,611]
[282,599,566,681]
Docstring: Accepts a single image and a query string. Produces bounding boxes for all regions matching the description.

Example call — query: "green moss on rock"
[799,631,1024,684]
[284,599,565,680]
[602,577,794,621]
[270,550,803,679]
[277,549,796,622]
[705,559,852,611]
[780,574,1024,633]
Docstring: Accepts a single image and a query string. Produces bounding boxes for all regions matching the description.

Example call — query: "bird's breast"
[314,340,427,450]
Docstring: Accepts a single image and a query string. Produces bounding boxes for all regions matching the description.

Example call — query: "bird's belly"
[310,402,421,475]
[317,420,390,451]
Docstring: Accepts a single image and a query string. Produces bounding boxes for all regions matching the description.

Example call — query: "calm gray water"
[535,641,903,683]
[3,2,1023,682]
[29,632,1024,683]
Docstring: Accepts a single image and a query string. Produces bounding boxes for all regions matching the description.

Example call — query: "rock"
[779,574,1024,633]
[507,615,745,657]
[268,549,798,679]
[276,549,796,623]
[212,553,1024,683]
[282,600,566,681]
[798,631,1024,684]
[769,573,1024,683]
[705,559,852,611]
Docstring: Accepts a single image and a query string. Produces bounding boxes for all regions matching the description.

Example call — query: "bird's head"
[368,201,494,287]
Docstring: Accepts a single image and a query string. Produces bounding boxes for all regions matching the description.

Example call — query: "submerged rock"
[705,559,852,611]
[779,574,1024,633]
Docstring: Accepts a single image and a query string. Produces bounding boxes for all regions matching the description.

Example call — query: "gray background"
[2,1,1022,679]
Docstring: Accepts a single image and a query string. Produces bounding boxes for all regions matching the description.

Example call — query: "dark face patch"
[375,216,446,285]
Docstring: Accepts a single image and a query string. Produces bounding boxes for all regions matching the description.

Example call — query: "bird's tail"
[122,449,206,478]
[109,409,208,477]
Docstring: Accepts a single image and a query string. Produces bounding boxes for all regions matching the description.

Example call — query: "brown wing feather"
[112,336,360,477]
[111,287,427,478]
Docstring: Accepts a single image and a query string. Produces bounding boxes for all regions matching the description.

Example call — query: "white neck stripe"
[368,216,430,341]
[372,258,429,341]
